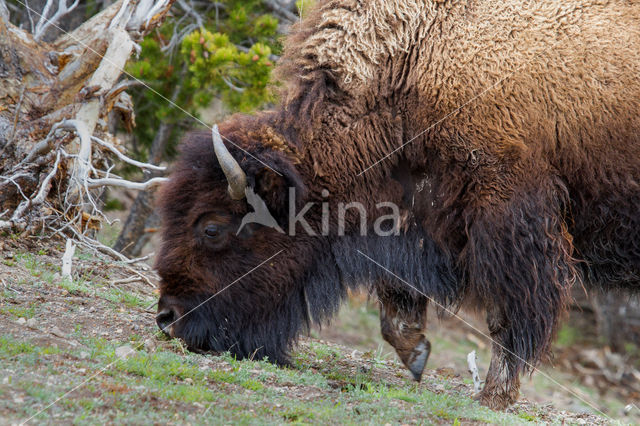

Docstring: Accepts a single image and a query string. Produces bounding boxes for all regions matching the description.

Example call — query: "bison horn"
[212,124,247,200]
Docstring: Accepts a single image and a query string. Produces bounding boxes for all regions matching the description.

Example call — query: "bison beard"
[155,0,640,411]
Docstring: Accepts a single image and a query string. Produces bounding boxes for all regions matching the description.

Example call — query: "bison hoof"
[474,388,518,411]
[401,336,431,382]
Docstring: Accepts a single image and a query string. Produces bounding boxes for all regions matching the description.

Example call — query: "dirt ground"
[0,235,637,424]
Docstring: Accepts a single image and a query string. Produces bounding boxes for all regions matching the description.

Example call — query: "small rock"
[50,326,66,338]
[2,377,9,384]
[13,396,24,404]
[184,378,193,384]
[16,317,26,325]
[115,345,136,359]
[26,318,37,329]
[78,351,90,360]
[143,338,156,352]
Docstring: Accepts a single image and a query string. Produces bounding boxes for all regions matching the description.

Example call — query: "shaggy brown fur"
[156,0,640,410]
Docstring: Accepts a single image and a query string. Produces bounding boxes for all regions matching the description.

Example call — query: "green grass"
[0,334,540,425]
[0,303,37,319]
[6,250,153,312]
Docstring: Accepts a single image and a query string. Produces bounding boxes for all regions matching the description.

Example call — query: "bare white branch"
[467,350,482,393]
[0,174,30,201]
[61,238,76,280]
[104,79,144,101]
[86,176,168,190]
[34,0,81,41]
[222,76,246,93]
[122,253,154,266]
[111,276,142,285]
[36,0,55,33]
[91,136,166,172]
[263,0,298,23]
[19,121,70,166]
[70,228,129,262]
[125,0,173,32]
[31,151,61,206]
[161,22,198,54]
[9,151,62,225]
[177,0,204,29]
[109,0,133,29]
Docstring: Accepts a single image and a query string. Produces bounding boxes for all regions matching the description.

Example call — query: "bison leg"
[377,283,430,381]
[465,175,576,410]
[475,308,521,409]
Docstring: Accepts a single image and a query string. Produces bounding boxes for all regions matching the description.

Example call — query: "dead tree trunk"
[0,0,175,258]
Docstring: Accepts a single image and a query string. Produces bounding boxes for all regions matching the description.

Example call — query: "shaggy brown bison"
[155,0,640,410]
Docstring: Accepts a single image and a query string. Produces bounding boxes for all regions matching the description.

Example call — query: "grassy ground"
[0,235,628,424]
[313,294,639,422]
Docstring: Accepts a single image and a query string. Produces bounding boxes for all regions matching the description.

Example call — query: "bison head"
[154,116,323,364]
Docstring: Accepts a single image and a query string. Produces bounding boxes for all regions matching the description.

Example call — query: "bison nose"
[156,308,176,335]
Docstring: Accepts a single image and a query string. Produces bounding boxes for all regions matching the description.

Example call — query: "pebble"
[78,351,90,360]
[143,338,156,352]
[26,318,37,329]
[50,326,66,338]
[16,317,26,325]
[115,345,136,359]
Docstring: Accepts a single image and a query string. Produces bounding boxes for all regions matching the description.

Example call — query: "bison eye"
[195,213,230,249]
[204,224,220,238]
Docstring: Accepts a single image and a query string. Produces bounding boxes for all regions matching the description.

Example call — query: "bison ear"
[243,151,305,220]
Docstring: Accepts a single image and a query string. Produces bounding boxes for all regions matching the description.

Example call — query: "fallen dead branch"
[0,0,176,261]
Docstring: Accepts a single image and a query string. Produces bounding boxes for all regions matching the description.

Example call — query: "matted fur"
[156,0,640,409]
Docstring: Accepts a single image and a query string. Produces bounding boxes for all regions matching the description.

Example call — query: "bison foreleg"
[475,308,522,409]
[465,175,576,410]
[377,283,430,381]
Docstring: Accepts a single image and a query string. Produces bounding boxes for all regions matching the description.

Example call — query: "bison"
[155,0,640,410]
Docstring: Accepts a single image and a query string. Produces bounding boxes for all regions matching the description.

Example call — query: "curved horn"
[212,125,247,200]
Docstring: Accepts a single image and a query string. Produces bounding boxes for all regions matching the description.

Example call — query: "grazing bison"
[155,0,640,409]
